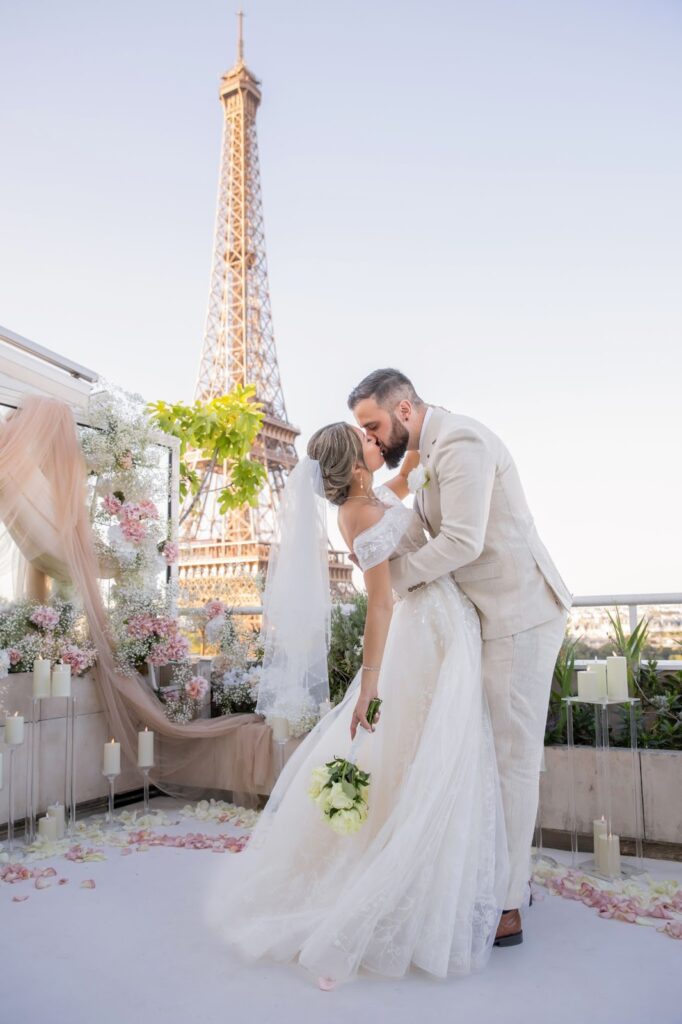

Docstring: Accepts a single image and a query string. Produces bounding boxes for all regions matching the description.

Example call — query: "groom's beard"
[381,414,410,469]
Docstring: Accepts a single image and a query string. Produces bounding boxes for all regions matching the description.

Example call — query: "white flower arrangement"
[407,464,430,493]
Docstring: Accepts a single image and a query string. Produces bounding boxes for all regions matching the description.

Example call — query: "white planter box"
[541,745,682,845]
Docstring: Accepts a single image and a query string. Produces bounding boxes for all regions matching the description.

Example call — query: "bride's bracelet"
[361,665,380,672]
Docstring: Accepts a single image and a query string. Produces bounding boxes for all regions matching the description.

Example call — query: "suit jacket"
[389,407,572,640]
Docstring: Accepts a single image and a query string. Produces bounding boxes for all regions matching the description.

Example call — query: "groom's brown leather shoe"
[494,909,523,947]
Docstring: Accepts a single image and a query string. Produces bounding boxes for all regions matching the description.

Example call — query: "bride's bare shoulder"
[338,499,385,547]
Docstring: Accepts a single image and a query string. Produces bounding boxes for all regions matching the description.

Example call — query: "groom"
[349,368,571,948]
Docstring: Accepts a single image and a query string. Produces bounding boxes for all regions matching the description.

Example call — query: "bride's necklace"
[346,494,382,506]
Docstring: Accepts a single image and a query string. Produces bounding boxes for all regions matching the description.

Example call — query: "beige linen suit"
[390,407,571,909]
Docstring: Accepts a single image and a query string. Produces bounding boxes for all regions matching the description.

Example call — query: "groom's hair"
[347,368,424,411]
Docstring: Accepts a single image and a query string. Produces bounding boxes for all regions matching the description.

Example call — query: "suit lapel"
[416,406,446,536]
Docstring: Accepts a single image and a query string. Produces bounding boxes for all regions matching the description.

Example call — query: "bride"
[206,422,510,987]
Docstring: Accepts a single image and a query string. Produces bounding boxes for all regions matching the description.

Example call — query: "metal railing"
[183,593,682,622]
[570,593,682,633]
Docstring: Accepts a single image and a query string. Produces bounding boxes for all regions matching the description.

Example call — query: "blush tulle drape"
[0,396,275,801]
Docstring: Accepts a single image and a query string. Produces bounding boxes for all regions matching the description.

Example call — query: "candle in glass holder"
[596,832,621,877]
[586,662,607,699]
[577,672,599,702]
[593,816,608,868]
[51,662,72,698]
[47,802,66,839]
[137,727,155,767]
[38,815,58,842]
[5,713,24,745]
[103,738,121,775]
[38,815,57,841]
[33,658,52,698]
[606,657,629,700]
[269,717,290,742]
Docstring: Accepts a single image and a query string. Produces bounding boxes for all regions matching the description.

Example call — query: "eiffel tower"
[179,13,354,607]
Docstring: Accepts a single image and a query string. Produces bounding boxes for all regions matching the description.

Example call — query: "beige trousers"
[482,606,569,910]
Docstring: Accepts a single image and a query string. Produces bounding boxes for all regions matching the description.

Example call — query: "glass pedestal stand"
[102,772,119,828]
[25,697,40,844]
[25,695,77,844]
[140,766,153,814]
[562,696,645,880]
[6,745,20,855]
[65,695,76,832]
[531,747,558,867]
[275,739,287,780]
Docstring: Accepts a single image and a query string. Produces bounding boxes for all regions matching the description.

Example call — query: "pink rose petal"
[12,894,29,902]
[34,877,51,890]
[80,879,96,889]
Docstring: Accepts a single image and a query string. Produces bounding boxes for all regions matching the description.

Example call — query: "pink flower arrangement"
[125,612,188,663]
[148,633,189,665]
[137,500,159,520]
[162,541,179,565]
[30,606,60,631]
[126,613,157,641]
[120,516,147,543]
[186,676,209,701]
[59,643,97,677]
[204,600,226,622]
[8,648,22,665]
[102,494,123,515]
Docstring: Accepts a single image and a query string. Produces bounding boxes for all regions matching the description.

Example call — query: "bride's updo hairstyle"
[307,422,367,507]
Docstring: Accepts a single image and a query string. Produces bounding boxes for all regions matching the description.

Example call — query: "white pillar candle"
[5,713,24,745]
[586,663,608,698]
[606,656,629,700]
[137,727,155,767]
[577,671,599,702]
[32,658,52,699]
[318,699,332,718]
[38,815,58,842]
[269,716,290,742]
[47,802,66,839]
[593,816,608,869]
[51,662,72,698]
[103,738,121,775]
[0,751,3,789]
[595,832,621,877]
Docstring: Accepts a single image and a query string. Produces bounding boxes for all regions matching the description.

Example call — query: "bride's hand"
[351,693,380,739]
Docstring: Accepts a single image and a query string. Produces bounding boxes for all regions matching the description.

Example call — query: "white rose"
[308,766,331,799]
[407,464,430,493]
[329,807,363,835]
[327,781,355,811]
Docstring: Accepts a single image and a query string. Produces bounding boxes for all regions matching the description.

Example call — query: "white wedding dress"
[207,486,510,985]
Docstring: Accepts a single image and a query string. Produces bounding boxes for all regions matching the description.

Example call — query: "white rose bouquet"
[308,698,382,835]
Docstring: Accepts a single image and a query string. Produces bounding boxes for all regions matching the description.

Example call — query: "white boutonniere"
[407,464,430,493]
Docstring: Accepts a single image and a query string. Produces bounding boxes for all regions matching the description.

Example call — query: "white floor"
[3,797,681,1024]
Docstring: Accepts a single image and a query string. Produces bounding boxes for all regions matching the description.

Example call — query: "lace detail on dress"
[353,505,413,571]
[352,486,427,572]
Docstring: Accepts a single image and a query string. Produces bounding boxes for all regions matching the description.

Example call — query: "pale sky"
[1,0,680,595]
